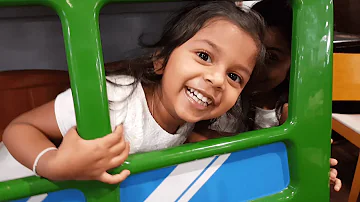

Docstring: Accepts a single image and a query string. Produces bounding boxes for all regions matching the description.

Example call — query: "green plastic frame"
[0,0,333,201]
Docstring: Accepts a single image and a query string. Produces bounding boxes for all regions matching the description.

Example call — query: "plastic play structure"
[0,0,333,201]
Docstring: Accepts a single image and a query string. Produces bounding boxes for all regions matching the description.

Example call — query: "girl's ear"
[153,58,165,75]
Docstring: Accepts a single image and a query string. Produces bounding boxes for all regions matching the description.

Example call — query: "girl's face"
[251,27,291,93]
[155,18,258,123]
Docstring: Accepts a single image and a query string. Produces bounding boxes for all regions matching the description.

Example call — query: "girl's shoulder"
[106,75,136,86]
[105,75,141,102]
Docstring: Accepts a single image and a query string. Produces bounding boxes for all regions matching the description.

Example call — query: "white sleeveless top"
[0,75,194,182]
[55,75,194,154]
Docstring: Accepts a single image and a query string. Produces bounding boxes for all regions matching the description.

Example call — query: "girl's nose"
[203,68,226,90]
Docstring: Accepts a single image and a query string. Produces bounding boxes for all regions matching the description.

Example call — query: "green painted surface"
[0,0,333,201]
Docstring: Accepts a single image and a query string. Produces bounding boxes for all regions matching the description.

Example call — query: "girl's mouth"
[185,87,213,107]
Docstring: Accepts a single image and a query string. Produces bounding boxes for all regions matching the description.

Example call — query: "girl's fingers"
[330,168,338,180]
[334,178,342,192]
[97,125,124,148]
[109,140,127,156]
[98,169,130,185]
[330,158,338,167]
[109,142,130,168]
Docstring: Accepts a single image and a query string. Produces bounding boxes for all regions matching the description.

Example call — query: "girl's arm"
[3,101,63,179]
[3,100,130,184]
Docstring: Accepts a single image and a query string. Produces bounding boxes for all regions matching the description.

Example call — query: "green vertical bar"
[54,0,119,201]
[287,0,333,201]
[55,0,112,140]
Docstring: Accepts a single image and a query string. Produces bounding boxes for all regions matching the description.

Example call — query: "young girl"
[1,1,265,184]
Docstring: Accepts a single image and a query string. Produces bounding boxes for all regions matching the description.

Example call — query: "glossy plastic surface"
[0,0,333,201]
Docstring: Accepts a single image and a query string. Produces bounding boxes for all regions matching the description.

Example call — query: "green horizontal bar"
[0,126,289,200]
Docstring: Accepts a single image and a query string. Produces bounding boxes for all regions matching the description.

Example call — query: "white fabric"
[332,113,360,134]
[209,114,238,133]
[253,107,279,130]
[0,75,194,182]
[210,106,279,133]
[55,75,194,154]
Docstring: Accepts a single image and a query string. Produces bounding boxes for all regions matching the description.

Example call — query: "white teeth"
[186,87,212,106]
[194,96,199,102]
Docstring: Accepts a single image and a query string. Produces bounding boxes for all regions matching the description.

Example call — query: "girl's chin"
[179,115,207,124]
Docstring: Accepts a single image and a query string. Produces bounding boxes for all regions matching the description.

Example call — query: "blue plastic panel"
[10,142,289,202]
[121,142,289,202]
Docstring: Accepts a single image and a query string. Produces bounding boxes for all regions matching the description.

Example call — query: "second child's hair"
[252,0,292,47]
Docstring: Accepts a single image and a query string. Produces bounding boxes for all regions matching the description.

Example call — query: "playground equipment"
[0,0,333,201]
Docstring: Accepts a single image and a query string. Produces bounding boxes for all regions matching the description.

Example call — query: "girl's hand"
[48,125,130,184]
[279,103,288,125]
[330,158,341,191]
[330,139,342,191]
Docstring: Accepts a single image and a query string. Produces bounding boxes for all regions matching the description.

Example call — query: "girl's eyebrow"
[267,47,287,54]
[195,39,252,76]
[234,65,252,77]
[194,39,221,53]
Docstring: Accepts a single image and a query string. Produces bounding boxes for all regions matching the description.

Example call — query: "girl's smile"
[185,86,214,110]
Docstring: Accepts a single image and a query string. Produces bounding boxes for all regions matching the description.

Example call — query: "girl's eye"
[197,52,212,63]
[265,52,280,64]
[228,73,241,83]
